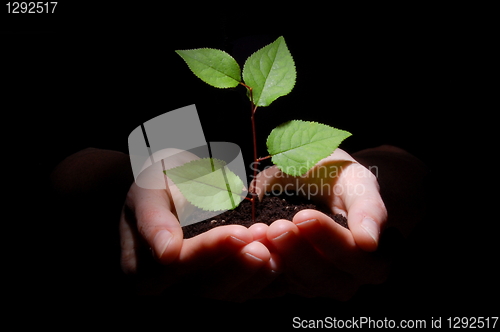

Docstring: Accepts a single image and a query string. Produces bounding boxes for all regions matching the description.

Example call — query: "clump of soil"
[183,193,348,239]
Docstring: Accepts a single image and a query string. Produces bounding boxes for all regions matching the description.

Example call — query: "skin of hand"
[250,148,390,300]
[119,149,283,301]
[120,148,389,300]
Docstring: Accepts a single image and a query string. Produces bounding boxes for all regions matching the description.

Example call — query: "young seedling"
[170,36,351,222]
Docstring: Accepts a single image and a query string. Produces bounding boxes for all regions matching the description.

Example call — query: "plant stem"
[257,155,271,162]
[240,82,258,222]
[250,104,258,222]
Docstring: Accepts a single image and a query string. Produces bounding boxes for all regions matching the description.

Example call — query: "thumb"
[130,184,184,265]
[341,166,388,252]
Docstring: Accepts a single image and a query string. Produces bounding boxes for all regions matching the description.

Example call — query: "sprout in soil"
[168,36,351,223]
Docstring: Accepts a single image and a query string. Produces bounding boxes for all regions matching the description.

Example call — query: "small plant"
[168,36,351,222]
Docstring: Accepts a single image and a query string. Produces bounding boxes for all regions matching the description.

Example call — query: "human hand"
[251,149,390,300]
[119,149,282,301]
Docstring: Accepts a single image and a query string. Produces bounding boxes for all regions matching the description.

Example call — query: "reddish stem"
[240,82,259,222]
[257,155,271,162]
[250,105,258,222]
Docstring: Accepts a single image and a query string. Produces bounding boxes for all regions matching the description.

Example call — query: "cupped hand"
[252,148,390,300]
[119,148,390,301]
[119,149,282,301]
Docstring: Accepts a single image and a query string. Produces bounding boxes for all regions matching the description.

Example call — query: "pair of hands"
[119,149,389,301]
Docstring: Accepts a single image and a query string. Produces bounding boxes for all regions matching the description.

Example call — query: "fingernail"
[361,217,380,244]
[153,230,172,259]
[271,231,290,241]
[296,218,318,227]
[244,252,264,262]
[269,257,281,274]
[228,235,249,246]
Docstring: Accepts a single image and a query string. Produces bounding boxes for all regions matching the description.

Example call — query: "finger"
[119,205,141,274]
[133,225,254,296]
[267,220,359,300]
[248,223,276,258]
[248,222,272,243]
[201,241,272,301]
[339,165,388,252]
[131,184,184,264]
[267,220,341,287]
[227,251,283,302]
[293,209,355,256]
[250,149,356,201]
[251,166,291,200]
[177,225,253,272]
[293,209,389,284]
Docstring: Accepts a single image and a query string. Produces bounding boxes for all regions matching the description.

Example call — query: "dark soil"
[183,193,348,239]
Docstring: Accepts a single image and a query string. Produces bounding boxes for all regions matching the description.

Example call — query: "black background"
[3,3,497,330]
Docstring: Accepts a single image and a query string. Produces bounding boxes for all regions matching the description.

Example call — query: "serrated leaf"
[242,36,296,107]
[176,48,242,88]
[267,120,352,176]
[164,158,245,211]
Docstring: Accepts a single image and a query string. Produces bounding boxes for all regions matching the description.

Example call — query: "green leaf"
[267,120,352,176]
[242,36,296,107]
[175,48,242,88]
[164,158,245,211]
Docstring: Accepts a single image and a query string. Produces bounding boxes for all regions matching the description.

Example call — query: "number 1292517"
[6,2,57,14]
